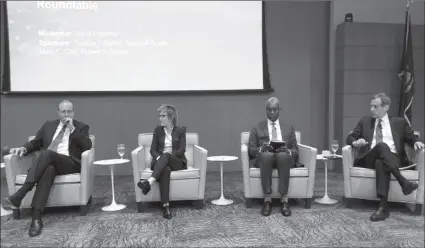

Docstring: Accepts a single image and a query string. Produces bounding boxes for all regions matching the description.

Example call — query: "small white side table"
[1,162,13,216]
[315,154,342,205]
[207,155,238,205]
[94,159,129,211]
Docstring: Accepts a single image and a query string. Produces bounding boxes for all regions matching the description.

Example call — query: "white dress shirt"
[163,126,173,154]
[370,114,397,154]
[267,119,282,142]
[52,122,75,156]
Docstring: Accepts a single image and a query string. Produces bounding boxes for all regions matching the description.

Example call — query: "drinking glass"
[331,140,339,156]
[117,144,125,160]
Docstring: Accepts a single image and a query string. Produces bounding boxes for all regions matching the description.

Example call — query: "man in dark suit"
[3,100,92,236]
[248,97,299,217]
[346,93,424,221]
[137,104,187,219]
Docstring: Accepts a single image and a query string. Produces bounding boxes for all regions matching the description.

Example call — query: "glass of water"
[117,144,125,160]
[331,140,339,156]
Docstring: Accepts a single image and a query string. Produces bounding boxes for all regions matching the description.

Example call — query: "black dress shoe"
[137,180,151,195]
[3,195,21,209]
[163,206,172,219]
[370,207,389,221]
[29,219,43,237]
[261,201,272,216]
[402,181,418,195]
[281,202,291,217]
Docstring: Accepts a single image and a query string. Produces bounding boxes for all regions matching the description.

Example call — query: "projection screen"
[4,1,269,92]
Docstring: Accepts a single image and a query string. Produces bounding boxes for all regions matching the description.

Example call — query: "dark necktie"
[48,126,66,152]
[375,119,383,144]
[271,122,278,141]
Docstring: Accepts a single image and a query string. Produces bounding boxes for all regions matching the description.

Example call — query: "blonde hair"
[157,104,177,126]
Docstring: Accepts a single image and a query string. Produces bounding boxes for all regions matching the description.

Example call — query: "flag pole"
[404,0,412,55]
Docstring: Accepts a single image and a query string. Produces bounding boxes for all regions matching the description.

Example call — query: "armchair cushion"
[15,173,81,185]
[350,167,419,180]
[140,166,200,180]
[249,167,308,178]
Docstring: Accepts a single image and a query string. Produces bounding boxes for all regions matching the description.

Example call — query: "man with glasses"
[248,97,299,217]
[3,100,92,236]
[346,92,424,221]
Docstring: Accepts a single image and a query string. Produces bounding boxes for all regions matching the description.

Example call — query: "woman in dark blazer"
[137,104,187,219]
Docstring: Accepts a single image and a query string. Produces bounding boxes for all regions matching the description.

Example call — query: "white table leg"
[102,164,126,211]
[212,162,233,205]
[315,159,338,204]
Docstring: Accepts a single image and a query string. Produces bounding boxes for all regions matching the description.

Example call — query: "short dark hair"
[373,93,391,106]
[157,104,177,125]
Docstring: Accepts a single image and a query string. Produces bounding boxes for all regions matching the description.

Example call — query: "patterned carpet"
[1,169,424,247]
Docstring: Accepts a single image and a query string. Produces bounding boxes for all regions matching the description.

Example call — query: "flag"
[398,6,414,126]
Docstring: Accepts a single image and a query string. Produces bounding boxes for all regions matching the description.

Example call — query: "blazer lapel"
[367,118,376,145]
[261,120,269,140]
[68,121,80,146]
[278,118,285,140]
[389,116,400,152]
[160,126,166,146]
[171,126,178,150]
[47,120,60,147]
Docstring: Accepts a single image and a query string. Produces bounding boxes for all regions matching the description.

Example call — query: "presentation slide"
[6,1,264,92]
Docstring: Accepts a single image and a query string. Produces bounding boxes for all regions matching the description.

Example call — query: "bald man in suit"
[248,97,300,217]
[3,100,92,236]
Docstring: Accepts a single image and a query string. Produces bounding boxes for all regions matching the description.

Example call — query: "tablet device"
[270,140,286,150]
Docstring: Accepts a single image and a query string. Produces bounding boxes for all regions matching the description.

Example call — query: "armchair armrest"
[298,144,317,170]
[4,154,36,195]
[193,145,208,199]
[79,148,95,203]
[298,144,317,198]
[241,144,250,198]
[342,145,354,198]
[131,146,145,202]
[415,149,424,204]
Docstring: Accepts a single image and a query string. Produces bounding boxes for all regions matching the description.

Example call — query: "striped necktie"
[375,119,383,144]
[271,122,278,141]
[48,126,66,152]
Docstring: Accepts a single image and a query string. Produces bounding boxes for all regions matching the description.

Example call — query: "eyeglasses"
[159,114,169,118]
[59,110,74,114]
[266,107,281,112]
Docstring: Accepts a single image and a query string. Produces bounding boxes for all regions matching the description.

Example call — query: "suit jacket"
[345,116,419,166]
[23,119,92,165]
[248,119,300,168]
[150,125,187,169]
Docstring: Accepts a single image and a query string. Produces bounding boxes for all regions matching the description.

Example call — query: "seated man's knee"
[276,152,291,162]
[259,152,274,160]
[375,142,390,152]
[39,149,55,158]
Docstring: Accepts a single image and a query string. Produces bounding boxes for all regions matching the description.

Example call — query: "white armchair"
[342,144,424,215]
[131,133,208,212]
[3,135,95,219]
[241,132,318,208]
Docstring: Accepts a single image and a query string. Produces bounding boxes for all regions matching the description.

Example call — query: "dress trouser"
[14,150,80,211]
[151,153,185,204]
[255,152,292,196]
[354,143,406,198]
